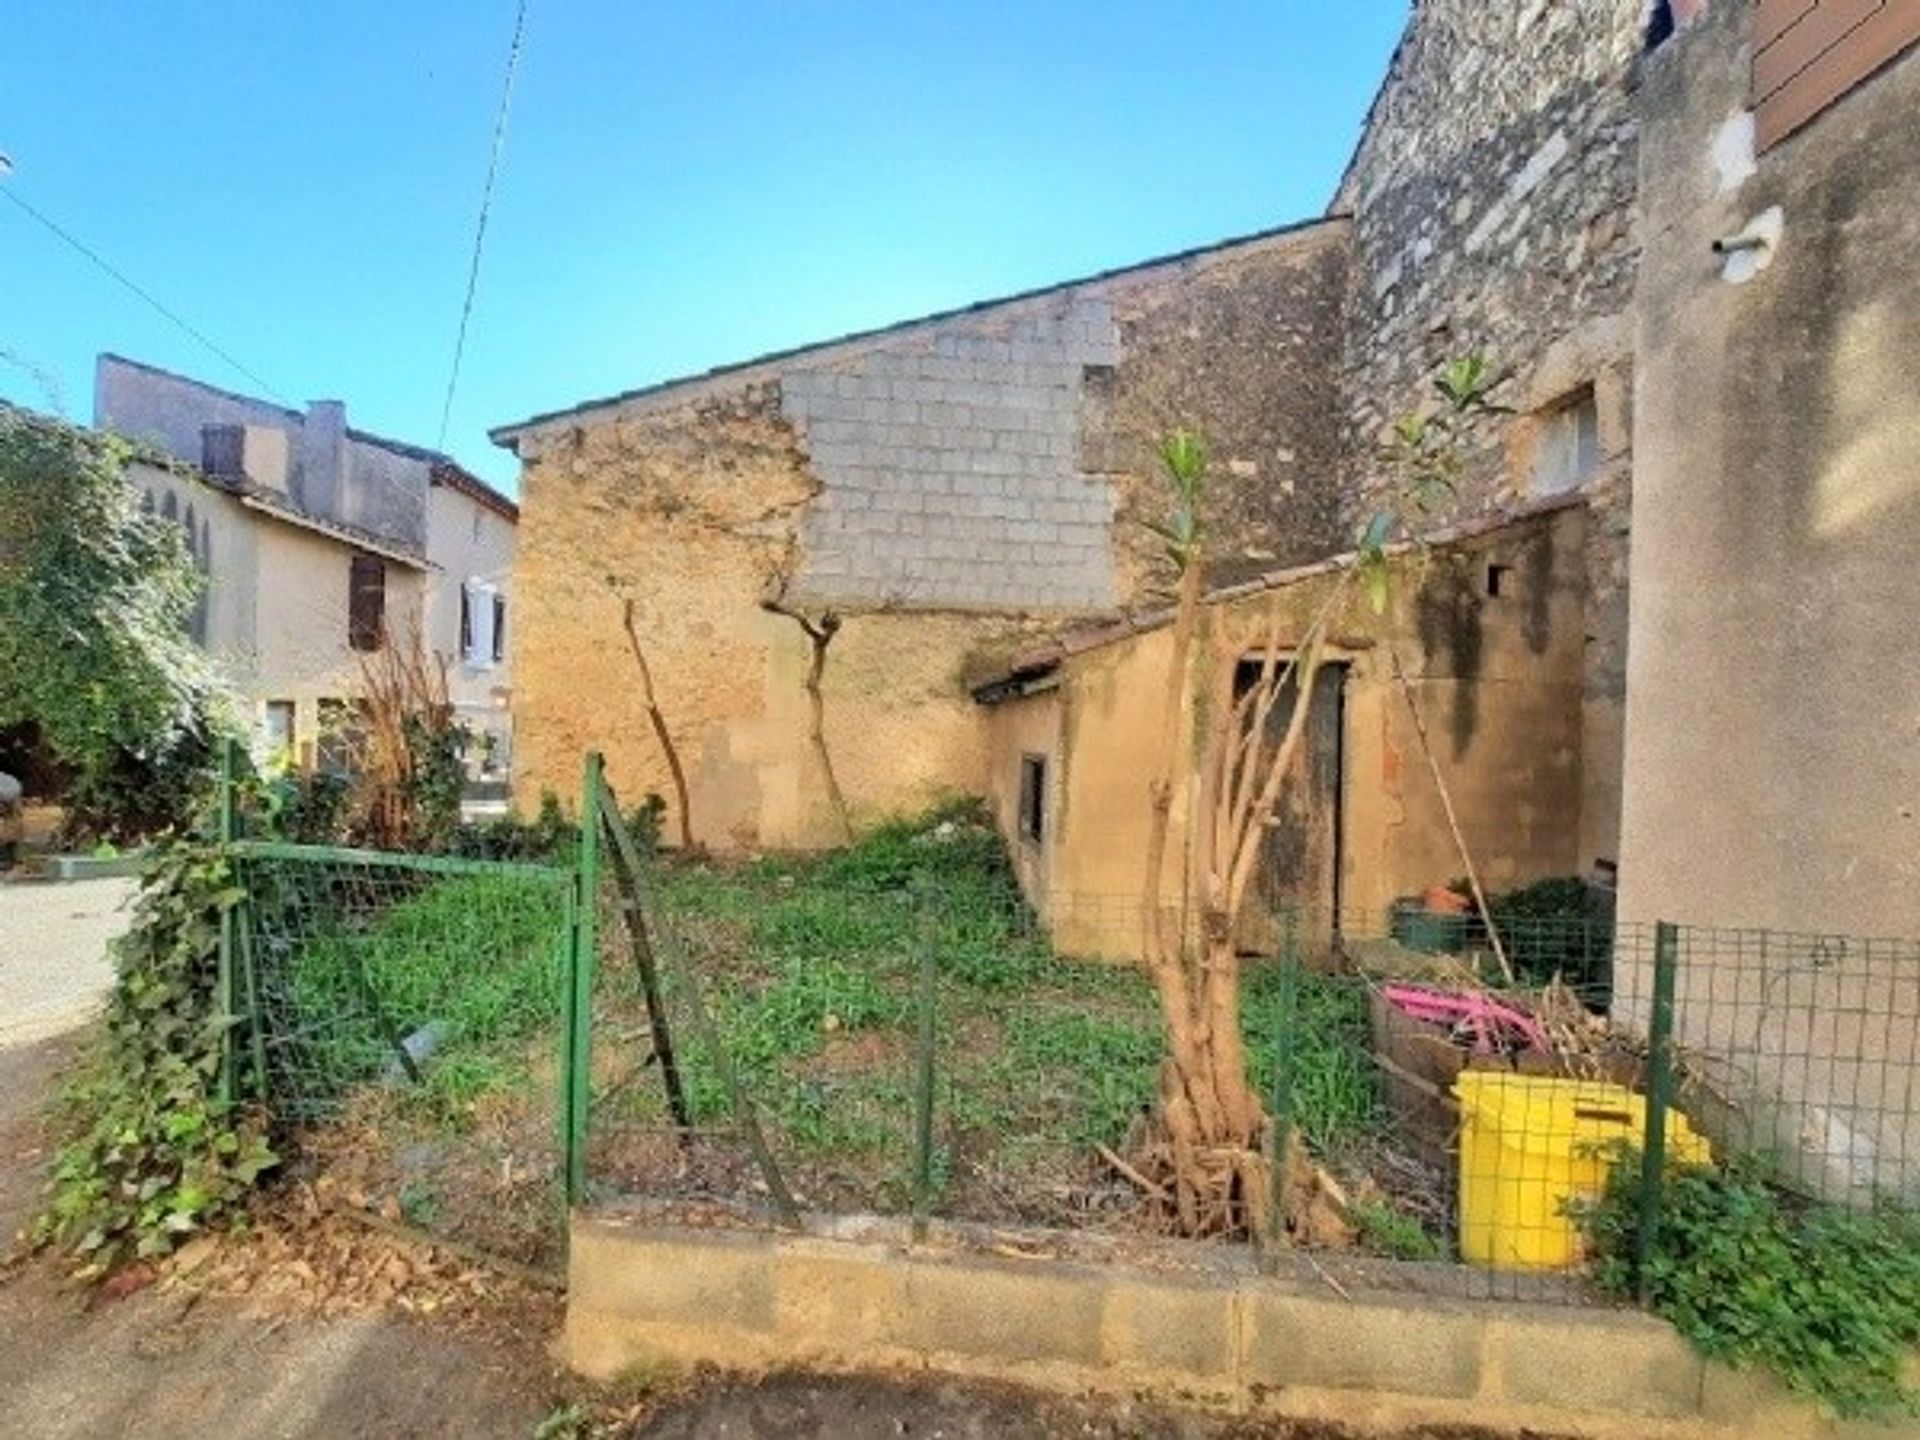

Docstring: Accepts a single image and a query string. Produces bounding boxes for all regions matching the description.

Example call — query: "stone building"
[496,0,1920,977]
[98,355,519,774]
[492,222,1350,848]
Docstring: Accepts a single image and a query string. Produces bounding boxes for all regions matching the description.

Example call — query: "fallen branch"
[327,1202,565,1292]
[1097,1143,1171,1202]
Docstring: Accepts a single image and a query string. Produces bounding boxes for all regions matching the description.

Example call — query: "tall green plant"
[0,408,227,837]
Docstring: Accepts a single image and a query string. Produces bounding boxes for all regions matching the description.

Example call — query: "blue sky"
[0,3,1407,488]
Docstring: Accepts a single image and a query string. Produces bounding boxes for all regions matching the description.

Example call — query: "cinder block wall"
[500,223,1350,849]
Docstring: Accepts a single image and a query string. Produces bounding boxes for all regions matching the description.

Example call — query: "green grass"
[598,799,1389,1222]
[269,868,565,1122]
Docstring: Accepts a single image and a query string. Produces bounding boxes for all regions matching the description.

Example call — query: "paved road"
[0,878,135,1049]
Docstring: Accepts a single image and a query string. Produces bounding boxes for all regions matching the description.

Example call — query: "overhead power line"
[435,0,530,451]
[0,183,290,405]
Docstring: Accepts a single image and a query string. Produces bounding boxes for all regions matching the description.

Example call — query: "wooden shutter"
[1755,0,1920,149]
[349,554,386,652]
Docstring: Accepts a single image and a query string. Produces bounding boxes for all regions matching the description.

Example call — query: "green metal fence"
[577,795,1920,1305]
[217,757,588,1268]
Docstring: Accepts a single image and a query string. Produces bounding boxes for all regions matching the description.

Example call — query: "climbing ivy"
[33,834,278,1278]
[0,408,227,838]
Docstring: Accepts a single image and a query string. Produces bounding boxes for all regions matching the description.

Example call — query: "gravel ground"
[0,877,134,1049]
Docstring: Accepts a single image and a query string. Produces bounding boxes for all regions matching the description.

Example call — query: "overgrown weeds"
[604,798,1387,1226]
[1579,1153,1920,1418]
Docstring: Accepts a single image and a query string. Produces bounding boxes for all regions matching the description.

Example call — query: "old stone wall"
[1333,0,1647,878]
[502,223,1352,847]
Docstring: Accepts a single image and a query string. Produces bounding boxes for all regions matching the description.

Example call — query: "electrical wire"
[435,0,530,451]
[0,184,290,405]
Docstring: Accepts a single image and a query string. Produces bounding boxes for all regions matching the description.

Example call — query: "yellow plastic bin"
[1453,1072,1710,1270]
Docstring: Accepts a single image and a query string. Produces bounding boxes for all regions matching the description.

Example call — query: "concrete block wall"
[783,295,1120,611]
[565,1216,1908,1439]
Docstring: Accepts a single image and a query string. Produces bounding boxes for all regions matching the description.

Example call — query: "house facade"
[96,355,518,775]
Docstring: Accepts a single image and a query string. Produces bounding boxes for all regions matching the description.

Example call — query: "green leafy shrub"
[1580,1155,1920,1418]
[34,838,277,1277]
[0,410,228,839]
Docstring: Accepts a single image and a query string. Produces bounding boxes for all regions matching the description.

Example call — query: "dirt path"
[625,1372,1565,1439]
[0,1027,559,1440]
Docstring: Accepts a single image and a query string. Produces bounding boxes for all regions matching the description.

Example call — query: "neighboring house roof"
[970,491,1589,703]
[235,485,433,570]
[429,458,519,522]
[97,352,519,522]
[124,451,432,571]
[488,214,1352,445]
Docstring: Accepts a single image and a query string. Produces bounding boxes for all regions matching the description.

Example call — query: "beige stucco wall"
[424,482,515,760]
[1613,1,1920,1201]
[507,385,1046,842]
[985,506,1591,959]
[251,521,424,747]
[127,458,427,763]
[1619,5,1920,938]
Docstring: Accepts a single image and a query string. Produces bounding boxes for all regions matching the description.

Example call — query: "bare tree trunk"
[620,598,696,852]
[763,601,853,844]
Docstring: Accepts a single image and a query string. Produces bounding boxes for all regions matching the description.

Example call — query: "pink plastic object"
[1381,984,1550,1055]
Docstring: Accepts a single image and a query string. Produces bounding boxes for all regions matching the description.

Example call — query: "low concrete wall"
[566,1213,1907,1439]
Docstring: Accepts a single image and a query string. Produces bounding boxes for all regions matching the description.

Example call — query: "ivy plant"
[34,836,277,1278]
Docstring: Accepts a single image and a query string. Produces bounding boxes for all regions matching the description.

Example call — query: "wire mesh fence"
[582,840,1920,1305]
[229,839,577,1267]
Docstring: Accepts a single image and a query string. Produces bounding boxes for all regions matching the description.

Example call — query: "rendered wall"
[1619,0,1920,938]
[984,506,1589,959]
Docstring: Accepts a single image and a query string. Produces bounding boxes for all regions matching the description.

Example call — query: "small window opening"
[349,554,386,652]
[1531,386,1600,497]
[1018,754,1047,844]
[459,584,474,657]
[263,700,295,762]
[492,594,508,664]
[1486,563,1513,598]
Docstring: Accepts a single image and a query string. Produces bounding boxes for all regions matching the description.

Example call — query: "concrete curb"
[564,1213,1912,1439]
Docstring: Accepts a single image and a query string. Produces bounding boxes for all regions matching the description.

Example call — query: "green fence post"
[216,736,240,1106]
[912,940,938,1242]
[565,751,604,1207]
[1266,908,1301,1258]
[1636,920,1680,1302]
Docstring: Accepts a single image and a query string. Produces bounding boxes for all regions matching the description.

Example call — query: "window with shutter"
[460,583,474,660]
[349,554,386,652]
[1754,0,1920,149]
[492,594,508,664]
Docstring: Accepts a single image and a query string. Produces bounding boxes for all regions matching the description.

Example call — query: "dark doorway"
[1233,659,1348,956]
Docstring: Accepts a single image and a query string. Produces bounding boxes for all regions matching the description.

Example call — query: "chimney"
[203,424,291,491]
[242,426,291,491]
[296,400,347,522]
